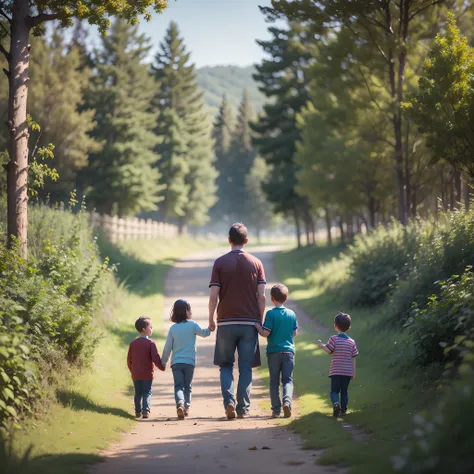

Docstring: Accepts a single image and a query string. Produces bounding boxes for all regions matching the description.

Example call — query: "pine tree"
[82,19,162,216]
[252,23,312,247]
[211,94,234,222]
[28,34,101,202]
[225,89,256,223]
[151,22,217,230]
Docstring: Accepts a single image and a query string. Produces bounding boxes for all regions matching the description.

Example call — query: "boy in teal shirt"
[256,284,298,418]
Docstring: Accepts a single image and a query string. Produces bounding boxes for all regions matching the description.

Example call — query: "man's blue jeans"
[215,325,258,415]
[330,375,351,410]
[172,363,195,408]
[133,379,152,414]
[268,352,294,415]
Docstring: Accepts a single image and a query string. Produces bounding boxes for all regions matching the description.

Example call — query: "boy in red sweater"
[127,317,164,418]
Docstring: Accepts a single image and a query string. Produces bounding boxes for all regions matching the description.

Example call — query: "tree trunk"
[338,217,345,246]
[309,215,316,245]
[304,215,311,246]
[463,172,470,210]
[293,208,302,249]
[178,217,186,235]
[324,207,332,247]
[6,0,31,257]
[453,165,462,205]
[256,225,261,243]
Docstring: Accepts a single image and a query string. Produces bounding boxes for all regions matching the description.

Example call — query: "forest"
[1,1,474,473]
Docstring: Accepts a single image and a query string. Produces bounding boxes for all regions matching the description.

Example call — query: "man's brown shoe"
[225,404,236,419]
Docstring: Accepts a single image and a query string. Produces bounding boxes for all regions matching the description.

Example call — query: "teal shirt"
[161,321,211,367]
[263,306,298,354]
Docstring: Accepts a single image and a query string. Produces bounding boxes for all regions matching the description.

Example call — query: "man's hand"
[159,364,166,372]
[208,320,216,332]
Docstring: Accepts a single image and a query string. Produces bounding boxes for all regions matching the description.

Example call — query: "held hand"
[159,364,166,372]
[208,320,216,332]
[351,375,356,380]
[317,340,323,347]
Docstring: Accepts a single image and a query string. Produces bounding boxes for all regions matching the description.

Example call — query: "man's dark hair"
[171,299,191,323]
[135,317,151,333]
[271,284,288,304]
[229,222,248,245]
[334,312,351,332]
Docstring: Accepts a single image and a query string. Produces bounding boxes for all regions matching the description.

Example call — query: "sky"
[138,0,274,68]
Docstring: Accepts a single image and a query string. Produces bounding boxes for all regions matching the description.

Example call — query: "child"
[256,284,298,418]
[161,299,211,419]
[127,316,164,419]
[317,312,359,417]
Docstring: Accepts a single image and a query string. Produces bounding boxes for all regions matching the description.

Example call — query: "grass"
[12,236,217,474]
[274,244,437,474]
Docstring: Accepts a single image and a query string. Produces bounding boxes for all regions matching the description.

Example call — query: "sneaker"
[142,411,149,419]
[333,402,341,417]
[271,412,280,418]
[225,403,236,419]
[177,403,185,419]
[341,408,347,416]
[283,403,292,418]
[135,412,141,418]
[237,412,249,419]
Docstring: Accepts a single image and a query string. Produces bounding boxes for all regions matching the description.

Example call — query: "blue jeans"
[172,363,195,408]
[330,375,351,410]
[133,379,152,414]
[214,325,258,415]
[268,352,294,414]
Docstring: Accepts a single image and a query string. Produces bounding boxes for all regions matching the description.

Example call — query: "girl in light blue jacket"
[161,299,210,418]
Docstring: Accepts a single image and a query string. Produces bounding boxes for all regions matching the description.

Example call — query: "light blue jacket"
[161,320,211,367]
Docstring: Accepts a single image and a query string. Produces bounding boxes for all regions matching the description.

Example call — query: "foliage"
[393,335,474,474]
[150,21,217,228]
[405,271,474,367]
[0,205,111,428]
[346,220,423,306]
[404,13,474,178]
[27,34,100,201]
[82,19,162,216]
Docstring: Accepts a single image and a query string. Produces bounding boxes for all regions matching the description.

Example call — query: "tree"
[263,0,468,226]
[404,13,474,200]
[82,19,162,216]
[252,22,313,247]
[28,34,100,202]
[211,94,234,222]
[151,22,217,230]
[244,156,275,241]
[0,0,167,257]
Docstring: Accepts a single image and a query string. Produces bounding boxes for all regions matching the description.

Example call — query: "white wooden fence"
[89,213,179,242]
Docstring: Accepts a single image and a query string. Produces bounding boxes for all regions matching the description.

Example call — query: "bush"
[405,271,474,366]
[388,210,474,325]
[393,335,474,474]
[346,220,423,306]
[0,205,113,428]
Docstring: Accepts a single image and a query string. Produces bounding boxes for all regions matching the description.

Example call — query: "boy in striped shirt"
[318,313,358,417]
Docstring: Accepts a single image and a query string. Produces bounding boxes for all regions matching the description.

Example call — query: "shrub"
[393,334,474,474]
[346,220,423,307]
[405,271,474,366]
[388,210,474,325]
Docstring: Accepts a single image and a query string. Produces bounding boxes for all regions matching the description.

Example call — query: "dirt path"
[91,246,338,474]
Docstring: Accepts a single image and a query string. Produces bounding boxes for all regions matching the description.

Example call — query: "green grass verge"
[13,237,216,474]
[274,244,437,474]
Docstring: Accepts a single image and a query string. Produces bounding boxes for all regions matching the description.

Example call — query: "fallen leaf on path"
[67,432,72,436]
[248,446,257,451]
[262,446,271,450]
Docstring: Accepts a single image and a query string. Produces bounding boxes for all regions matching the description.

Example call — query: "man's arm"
[257,283,266,322]
[208,285,219,331]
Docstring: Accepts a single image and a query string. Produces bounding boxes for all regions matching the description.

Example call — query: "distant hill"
[196,65,266,120]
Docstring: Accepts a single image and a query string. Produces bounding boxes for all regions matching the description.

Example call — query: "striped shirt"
[326,333,358,377]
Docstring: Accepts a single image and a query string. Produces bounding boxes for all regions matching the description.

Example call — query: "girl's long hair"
[171,299,191,323]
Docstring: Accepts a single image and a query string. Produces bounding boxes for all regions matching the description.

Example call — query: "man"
[208,223,266,419]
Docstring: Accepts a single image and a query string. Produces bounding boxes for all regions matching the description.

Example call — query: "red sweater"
[127,337,163,380]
